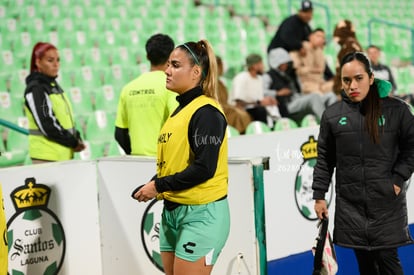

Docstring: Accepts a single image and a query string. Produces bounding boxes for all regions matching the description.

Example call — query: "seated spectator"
[263,48,325,124]
[366,45,397,93]
[290,28,338,106]
[230,54,279,126]
[216,56,251,134]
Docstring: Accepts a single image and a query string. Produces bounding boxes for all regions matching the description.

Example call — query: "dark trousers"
[354,248,403,275]
[246,106,267,124]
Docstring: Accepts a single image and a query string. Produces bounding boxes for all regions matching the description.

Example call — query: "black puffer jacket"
[313,92,414,250]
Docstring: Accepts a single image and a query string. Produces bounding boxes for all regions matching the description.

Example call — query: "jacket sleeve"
[25,85,79,148]
[312,112,336,199]
[114,126,131,155]
[154,105,227,192]
[392,103,414,187]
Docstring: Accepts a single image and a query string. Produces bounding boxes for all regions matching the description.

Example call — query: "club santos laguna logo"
[7,177,65,275]
[141,199,164,272]
[294,136,334,220]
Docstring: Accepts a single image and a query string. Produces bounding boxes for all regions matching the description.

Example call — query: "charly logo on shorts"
[7,177,65,275]
[294,136,334,221]
[141,199,164,272]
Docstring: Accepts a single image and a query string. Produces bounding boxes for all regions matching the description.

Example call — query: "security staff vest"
[26,92,76,161]
[156,95,228,205]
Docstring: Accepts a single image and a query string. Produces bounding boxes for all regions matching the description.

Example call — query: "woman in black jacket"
[313,51,414,275]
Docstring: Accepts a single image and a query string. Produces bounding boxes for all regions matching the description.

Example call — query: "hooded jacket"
[264,48,301,117]
[312,81,414,250]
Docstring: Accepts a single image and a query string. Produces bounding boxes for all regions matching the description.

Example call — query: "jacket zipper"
[359,104,370,248]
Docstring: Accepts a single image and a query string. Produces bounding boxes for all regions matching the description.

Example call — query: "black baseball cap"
[300,0,313,11]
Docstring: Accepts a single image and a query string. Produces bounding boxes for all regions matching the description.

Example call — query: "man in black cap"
[267,0,313,55]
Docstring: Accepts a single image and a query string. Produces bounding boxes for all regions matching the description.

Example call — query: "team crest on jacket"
[294,136,334,220]
[7,177,65,275]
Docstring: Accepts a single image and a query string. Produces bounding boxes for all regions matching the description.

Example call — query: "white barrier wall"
[97,157,261,275]
[0,157,263,275]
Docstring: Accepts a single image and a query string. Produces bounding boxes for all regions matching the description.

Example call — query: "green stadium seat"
[6,129,29,152]
[105,18,123,32]
[245,121,271,135]
[102,64,130,88]
[10,69,29,96]
[0,5,6,20]
[21,5,37,19]
[66,86,94,123]
[300,114,320,128]
[4,18,18,32]
[1,50,20,71]
[56,18,76,33]
[273,118,299,131]
[81,48,110,68]
[106,6,129,20]
[95,31,122,48]
[84,110,115,143]
[86,5,107,20]
[109,46,136,67]
[44,31,61,48]
[80,18,100,32]
[0,92,25,120]
[39,6,61,30]
[0,150,27,167]
[0,74,8,93]
[63,31,95,50]
[67,5,85,20]
[106,139,125,157]
[1,116,28,155]
[74,140,106,160]
[226,125,240,138]
[72,66,103,88]
[22,17,44,35]
[60,48,83,69]
[94,85,119,114]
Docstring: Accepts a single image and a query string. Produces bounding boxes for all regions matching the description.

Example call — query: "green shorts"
[159,198,230,265]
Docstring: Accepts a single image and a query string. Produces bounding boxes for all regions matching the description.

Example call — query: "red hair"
[30,42,57,73]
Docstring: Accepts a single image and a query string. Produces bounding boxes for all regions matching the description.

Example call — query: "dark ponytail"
[362,82,381,144]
